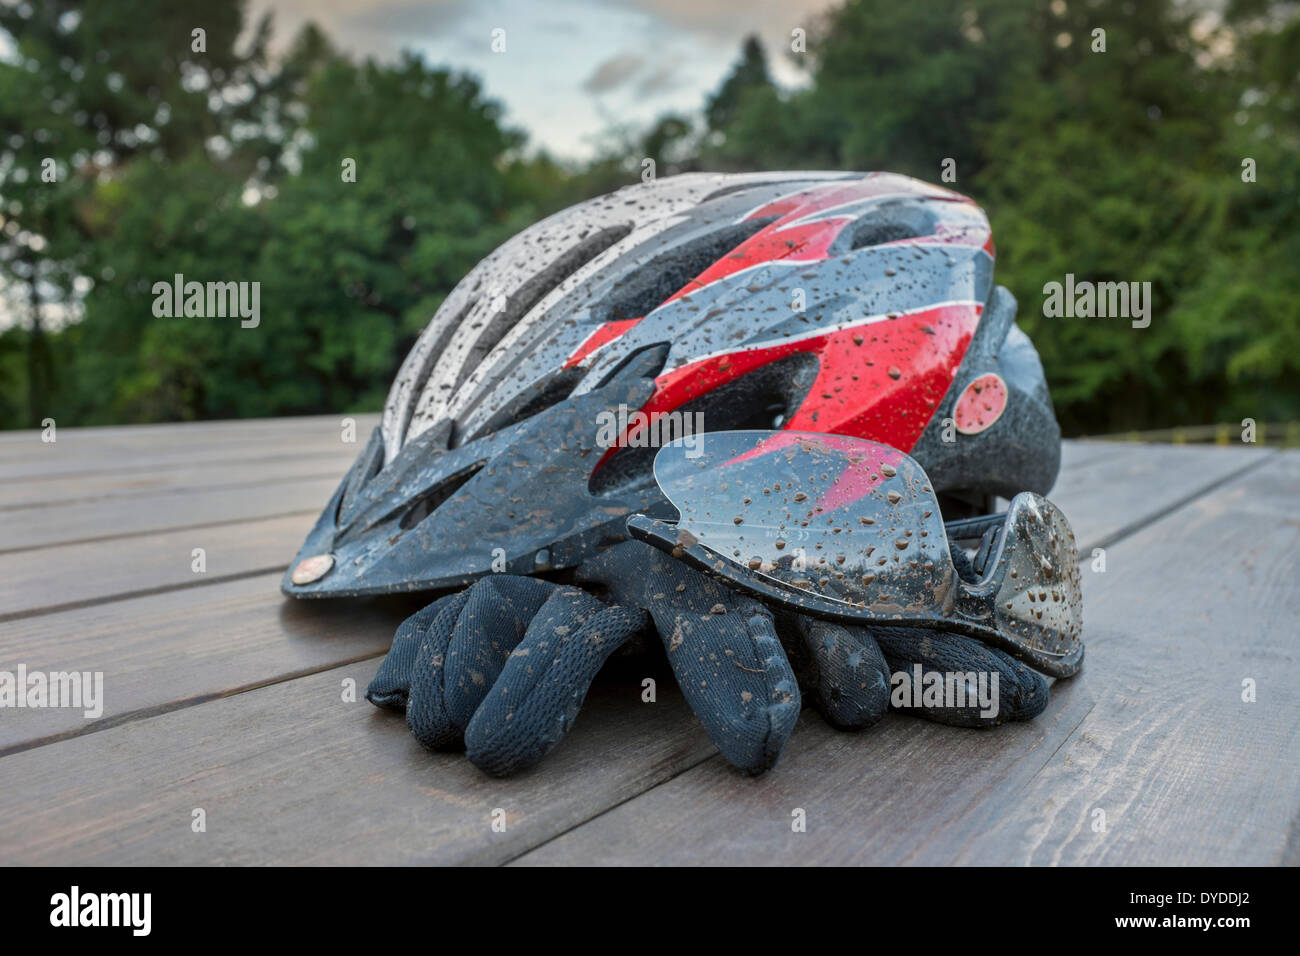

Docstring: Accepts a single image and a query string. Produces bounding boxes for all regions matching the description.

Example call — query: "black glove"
[575,541,1047,751]
[367,575,646,776]
[368,540,1049,777]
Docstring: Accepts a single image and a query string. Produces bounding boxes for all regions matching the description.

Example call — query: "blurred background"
[1,0,1296,438]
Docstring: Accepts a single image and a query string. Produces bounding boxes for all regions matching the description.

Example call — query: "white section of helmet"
[378,170,851,466]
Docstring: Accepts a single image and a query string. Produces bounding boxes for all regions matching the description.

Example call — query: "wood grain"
[0,412,1286,866]
[0,660,716,865]
[0,450,354,509]
[0,414,379,480]
[511,452,1300,865]
[0,476,340,552]
[0,572,414,751]
[0,514,312,619]
[1046,441,1269,552]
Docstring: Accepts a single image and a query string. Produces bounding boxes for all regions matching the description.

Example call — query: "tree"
[705,35,773,133]
[60,44,543,424]
[0,0,274,424]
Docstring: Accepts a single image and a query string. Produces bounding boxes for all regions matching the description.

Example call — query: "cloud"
[600,0,834,41]
[583,51,691,99]
[582,52,646,94]
[594,0,838,87]
[248,0,476,56]
[240,0,841,158]
[338,0,476,36]
[636,59,688,97]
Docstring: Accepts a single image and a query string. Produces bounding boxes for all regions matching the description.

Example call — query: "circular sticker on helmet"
[291,553,335,585]
[953,373,1008,434]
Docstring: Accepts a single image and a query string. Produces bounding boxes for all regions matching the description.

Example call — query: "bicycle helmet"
[284,171,1060,597]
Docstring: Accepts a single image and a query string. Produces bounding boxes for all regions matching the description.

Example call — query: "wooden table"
[1,416,1295,865]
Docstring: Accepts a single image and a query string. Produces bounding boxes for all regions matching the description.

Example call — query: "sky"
[0,0,837,331]
[246,0,838,160]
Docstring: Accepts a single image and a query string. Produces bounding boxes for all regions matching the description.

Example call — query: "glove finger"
[406,575,558,750]
[366,590,468,712]
[783,613,891,730]
[666,600,800,775]
[582,541,801,774]
[872,626,1049,727]
[464,588,647,776]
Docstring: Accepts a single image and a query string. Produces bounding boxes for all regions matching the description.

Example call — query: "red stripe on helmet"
[563,317,644,369]
[596,302,981,467]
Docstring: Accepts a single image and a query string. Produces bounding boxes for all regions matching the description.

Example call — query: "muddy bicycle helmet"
[284,171,1060,597]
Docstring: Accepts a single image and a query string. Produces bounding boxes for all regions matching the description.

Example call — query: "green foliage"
[2,4,544,424]
[704,36,772,134]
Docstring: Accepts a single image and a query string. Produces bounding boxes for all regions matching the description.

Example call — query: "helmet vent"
[849,221,921,248]
[587,352,817,497]
[594,342,671,389]
[700,179,819,203]
[388,297,474,457]
[595,216,778,323]
[398,463,484,530]
[843,205,937,251]
[456,223,633,387]
[460,368,586,443]
[336,428,386,525]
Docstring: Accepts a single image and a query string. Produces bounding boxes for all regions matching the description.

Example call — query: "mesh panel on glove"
[873,627,1049,726]
[577,540,801,775]
[780,612,892,730]
[367,575,646,776]
[464,588,646,776]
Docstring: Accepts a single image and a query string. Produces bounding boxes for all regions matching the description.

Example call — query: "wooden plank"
[1047,442,1267,552]
[510,452,1300,866]
[0,514,311,620]
[0,445,349,483]
[0,450,353,509]
[0,572,414,751]
[0,415,378,480]
[942,449,1300,865]
[1056,438,1129,472]
[0,660,716,865]
[0,413,379,449]
[0,476,340,552]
